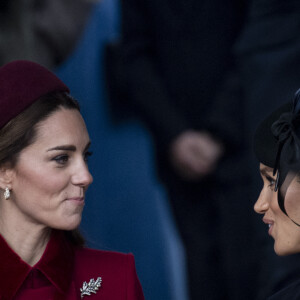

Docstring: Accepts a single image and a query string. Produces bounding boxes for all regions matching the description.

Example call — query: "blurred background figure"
[114,1,259,299]
[0,0,92,67]
[0,1,189,299]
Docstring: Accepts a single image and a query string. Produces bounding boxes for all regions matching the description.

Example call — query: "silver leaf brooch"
[80,277,102,298]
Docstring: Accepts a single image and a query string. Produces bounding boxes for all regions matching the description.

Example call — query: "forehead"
[34,108,89,145]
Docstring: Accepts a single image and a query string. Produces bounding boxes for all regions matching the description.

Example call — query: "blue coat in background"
[55,1,189,299]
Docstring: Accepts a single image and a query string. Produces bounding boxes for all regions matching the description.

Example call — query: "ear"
[0,165,14,190]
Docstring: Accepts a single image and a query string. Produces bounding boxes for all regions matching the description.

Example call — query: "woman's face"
[6,108,93,231]
[254,163,300,255]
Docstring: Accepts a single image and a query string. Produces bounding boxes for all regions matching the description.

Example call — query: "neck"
[0,218,51,266]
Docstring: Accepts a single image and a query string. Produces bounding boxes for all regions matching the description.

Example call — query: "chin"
[52,216,82,231]
[274,244,298,256]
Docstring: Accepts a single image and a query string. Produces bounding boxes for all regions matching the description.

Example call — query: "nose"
[254,188,270,214]
[72,161,93,189]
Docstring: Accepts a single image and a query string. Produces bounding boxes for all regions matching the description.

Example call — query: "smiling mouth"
[263,218,274,235]
[66,197,85,205]
[268,224,273,236]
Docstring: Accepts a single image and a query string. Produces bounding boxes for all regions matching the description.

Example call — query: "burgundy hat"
[0,60,70,129]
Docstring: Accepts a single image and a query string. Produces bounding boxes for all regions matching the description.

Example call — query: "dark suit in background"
[119,1,257,299]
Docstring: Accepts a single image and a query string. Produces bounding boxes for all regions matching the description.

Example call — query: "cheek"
[269,194,281,213]
[14,166,68,199]
[273,211,300,253]
[274,227,300,255]
[283,190,300,222]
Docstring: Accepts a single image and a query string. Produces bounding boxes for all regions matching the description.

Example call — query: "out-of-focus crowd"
[3,1,300,299]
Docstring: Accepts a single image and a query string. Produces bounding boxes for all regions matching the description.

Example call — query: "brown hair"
[0,91,85,246]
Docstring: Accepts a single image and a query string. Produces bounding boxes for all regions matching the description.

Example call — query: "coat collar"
[0,230,75,299]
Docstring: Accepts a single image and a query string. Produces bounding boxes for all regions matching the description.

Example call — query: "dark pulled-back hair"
[0,91,85,246]
[0,91,79,167]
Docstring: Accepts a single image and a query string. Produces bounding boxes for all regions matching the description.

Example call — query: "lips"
[66,197,85,205]
[263,218,274,236]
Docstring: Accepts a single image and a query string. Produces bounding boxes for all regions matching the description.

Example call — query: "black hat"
[254,102,292,169]
[254,90,300,218]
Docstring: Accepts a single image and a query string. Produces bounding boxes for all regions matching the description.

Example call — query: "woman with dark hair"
[254,90,300,299]
[0,60,145,299]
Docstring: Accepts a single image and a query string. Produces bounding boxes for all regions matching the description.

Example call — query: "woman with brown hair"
[0,60,145,299]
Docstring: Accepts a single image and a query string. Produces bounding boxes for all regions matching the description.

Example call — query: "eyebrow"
[260,168,268,176]
[47,141,91,152]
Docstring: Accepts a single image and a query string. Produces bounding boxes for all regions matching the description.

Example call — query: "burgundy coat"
[0,231,145,300]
